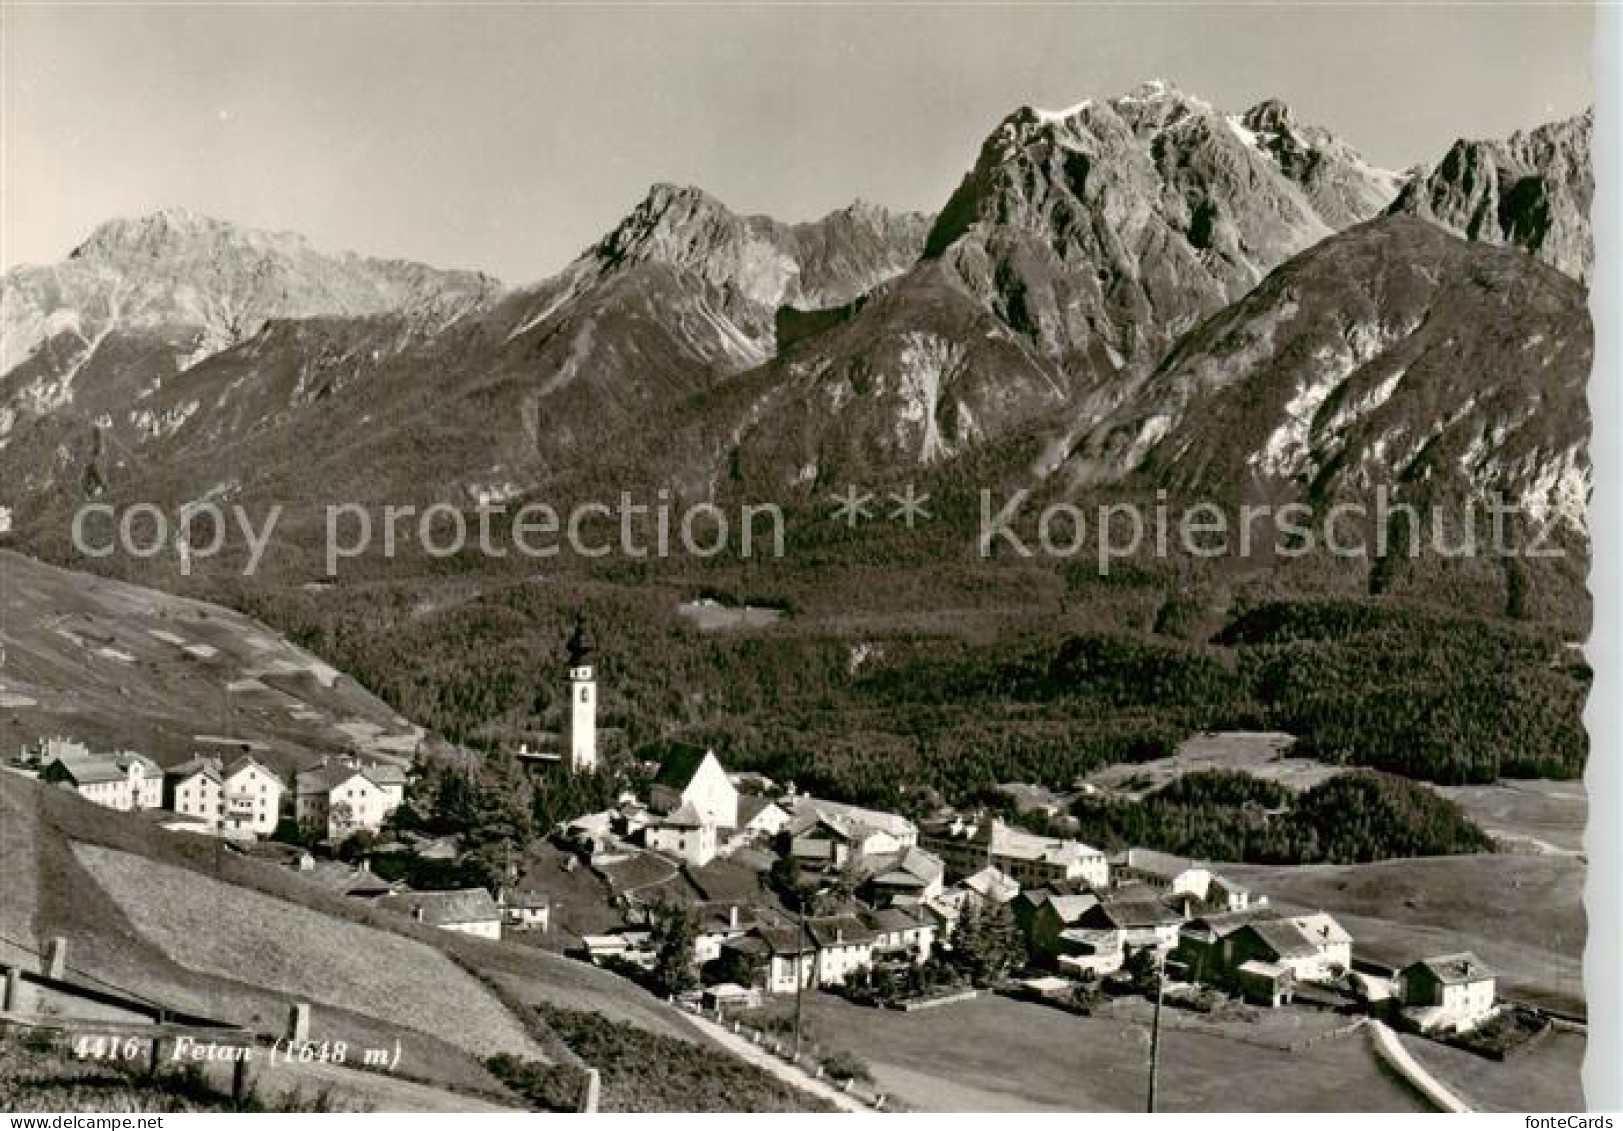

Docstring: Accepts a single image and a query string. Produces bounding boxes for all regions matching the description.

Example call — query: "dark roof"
[737,794,783,826]
[1241,920,1320,962]
[1406,952,1492,985]
[1086,899,1183,930]
[651,745,713,791]
[804,914,876,948]
[167,755,223,782]
[1182,906,1281,940]
[862,907,931,934]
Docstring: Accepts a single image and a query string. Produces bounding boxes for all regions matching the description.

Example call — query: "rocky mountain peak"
[922,80,1399,371]
[1241,98,1295,135]
[1387,107,1592,282]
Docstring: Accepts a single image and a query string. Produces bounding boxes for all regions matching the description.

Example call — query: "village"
[6,620,1537,1093]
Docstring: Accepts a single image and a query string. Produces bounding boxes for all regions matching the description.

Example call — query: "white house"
[645,802,718,865]
[806,914,877,987]
[1288,912,1353,981]
[166,756,226,826]
[862,907,937,964]
[295,758,407,840]
[222,756,285,836]
[1398,953,1497,1033]
[649,746,739,829]
[735,795,791,840]
[39,746,162,812]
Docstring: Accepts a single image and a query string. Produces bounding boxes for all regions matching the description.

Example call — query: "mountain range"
[0,82,1594,574]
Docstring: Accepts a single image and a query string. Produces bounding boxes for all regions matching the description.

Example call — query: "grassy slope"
[0,549,421,775]
[2,774,712,1097]
[801,994,1428,1113]
[1398,1029,1585,1112]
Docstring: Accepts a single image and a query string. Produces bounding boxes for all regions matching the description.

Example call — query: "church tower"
[566,618,597,773]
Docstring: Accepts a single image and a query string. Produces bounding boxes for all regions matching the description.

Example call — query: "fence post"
[44,937,67,980]
[577,1068,601,1113]
[231,1056,252,1104]
[3,966,26,1013]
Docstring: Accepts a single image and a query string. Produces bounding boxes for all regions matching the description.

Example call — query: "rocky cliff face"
[1386,109,1593,283]
[921,81,1400,373]
[1075,216,1592,532]
[2,208,501,374]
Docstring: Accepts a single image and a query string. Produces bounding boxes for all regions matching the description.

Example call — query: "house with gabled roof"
[1173,907,1344,1004]
[735,794,790,839]
[960,865,1020,905]
[862,846,946,906]
[40,745,163,812]
[720,926,817,995]
[648,746,738,829]
[645,801,719,865]
[295,757,408,841]
[1288,912,1353,981]
[166,755,226,827]
[222,755,285,836]
[861,906,937,964]
[1077,896,1184,953]
[1398,952,1496,1033]
[788,797,917,848]
[376,888,502,940]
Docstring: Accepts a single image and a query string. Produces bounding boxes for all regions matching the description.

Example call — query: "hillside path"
[681,1012,867,1113]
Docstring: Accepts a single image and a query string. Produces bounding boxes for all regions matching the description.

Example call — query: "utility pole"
[1146,953,1166,1113]
[792,883,831,1063]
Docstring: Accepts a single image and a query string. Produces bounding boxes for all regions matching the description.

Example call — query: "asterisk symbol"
[888,484,932,528]
[828,484,874,528]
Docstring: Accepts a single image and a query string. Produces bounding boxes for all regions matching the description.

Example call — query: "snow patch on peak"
[1031,98,1094,124]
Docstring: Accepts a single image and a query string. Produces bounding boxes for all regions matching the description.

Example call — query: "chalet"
[1024,892,1102,962]
[645,802,719,865]
[295,758,406,840]
[376,888,502,940]
[221,756,285,836]
[1397,953,1496,1033]
[692,903,752,963]
[862,847,947,906]
[1173,909,1347,1004]
[1075,897,1184,952]
[1288,912,1354,981]
[649,746,739,829]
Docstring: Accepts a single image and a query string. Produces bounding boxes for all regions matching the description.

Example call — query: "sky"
[2,3,1596,285]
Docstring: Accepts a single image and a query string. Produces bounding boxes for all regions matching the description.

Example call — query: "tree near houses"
[950,900,1027,987]
[650,900,700,997]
